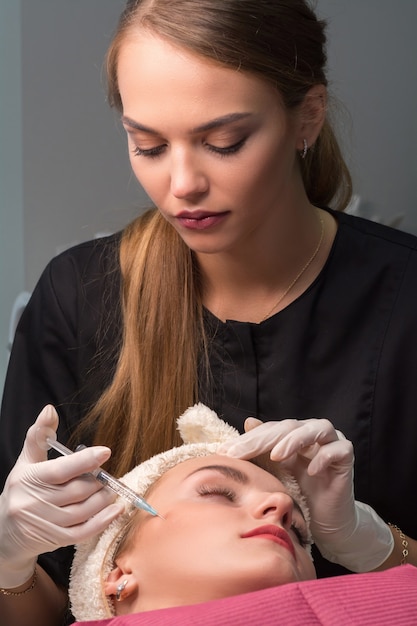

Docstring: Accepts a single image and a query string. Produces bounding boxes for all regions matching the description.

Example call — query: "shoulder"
[324,209,417,286]
[28,233,122,327]
[330,208,417,252]
[40,232,122,302]
[47,232,122,280]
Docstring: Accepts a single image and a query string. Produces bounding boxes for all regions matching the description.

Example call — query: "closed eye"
[197,484,237,502]
[290,522,312,549]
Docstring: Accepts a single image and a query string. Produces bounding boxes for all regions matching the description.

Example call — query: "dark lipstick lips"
[241,525,295,558]
[175,210,229,230]
[176,210,224,220]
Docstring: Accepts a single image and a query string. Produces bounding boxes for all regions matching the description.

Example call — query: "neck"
[198,207,335,323]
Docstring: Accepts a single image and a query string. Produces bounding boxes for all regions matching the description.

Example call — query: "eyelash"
[131,137,247,160]
[197,485,237,502]
[205,137,247,157]
[132,145,165,159]
[290,523,312,549]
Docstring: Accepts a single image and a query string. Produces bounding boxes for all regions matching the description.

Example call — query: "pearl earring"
[116,579,128,602]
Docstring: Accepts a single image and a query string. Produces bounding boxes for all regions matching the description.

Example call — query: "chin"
[214,572,304,599]
[175,233,230,254]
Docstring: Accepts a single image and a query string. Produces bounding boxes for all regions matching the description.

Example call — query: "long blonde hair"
[81,210,208,474]
[82,0,352,475]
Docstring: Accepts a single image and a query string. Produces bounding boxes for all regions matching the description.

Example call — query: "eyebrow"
[186,463,306,520]
[186,464,249,484]
[121,112,253,135]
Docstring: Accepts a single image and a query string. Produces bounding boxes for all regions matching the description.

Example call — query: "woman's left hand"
[218,418,393,572]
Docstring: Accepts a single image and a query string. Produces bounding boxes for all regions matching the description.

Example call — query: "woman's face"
[117,32,307,258]
[112,455,315,612]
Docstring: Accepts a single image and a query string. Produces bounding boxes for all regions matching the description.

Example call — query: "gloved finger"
[20,501,126,549]
[244,417,263,432]
[59,488,120,527]
[306,439,354,476]
[30,445,112,485]
[28,487,119,528]
[69,501,127,543]
[217,419,301,458]
[273,453,310,475]
[19,405,59,465]
[269,418,341,460]
[20,466,116,508]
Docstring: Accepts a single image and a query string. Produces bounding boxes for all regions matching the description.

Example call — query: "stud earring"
[116,579,128,602]
[301,139,308,159]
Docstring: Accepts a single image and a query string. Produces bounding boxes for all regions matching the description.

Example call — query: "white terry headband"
[69,404,310,621]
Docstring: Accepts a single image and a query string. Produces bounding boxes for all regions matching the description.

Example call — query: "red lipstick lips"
[241,525,295,558]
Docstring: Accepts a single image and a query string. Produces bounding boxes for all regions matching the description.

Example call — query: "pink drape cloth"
[75,565,417,625]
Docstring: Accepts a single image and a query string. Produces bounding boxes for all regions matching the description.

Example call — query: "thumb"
[244,417,263,433]
[19,404,59,465]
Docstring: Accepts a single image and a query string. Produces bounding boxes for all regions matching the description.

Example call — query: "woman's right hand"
[0,405,124,589]
[218,417,395,572]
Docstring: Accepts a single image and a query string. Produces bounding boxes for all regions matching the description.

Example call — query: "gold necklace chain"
[260,215,324,322]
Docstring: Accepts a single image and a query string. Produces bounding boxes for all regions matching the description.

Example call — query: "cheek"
[160,509,235,550]
[128,157,165,203]
[134,525,188,566]
[229,144,292,203]
[253,143,294,186]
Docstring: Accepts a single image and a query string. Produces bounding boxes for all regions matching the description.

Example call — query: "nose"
[169,147,209,199]
[252,491,294,530]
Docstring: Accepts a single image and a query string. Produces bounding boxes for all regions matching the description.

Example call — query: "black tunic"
[2,208,417,593]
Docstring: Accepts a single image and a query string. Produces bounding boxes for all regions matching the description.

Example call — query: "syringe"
[36,428,163,518]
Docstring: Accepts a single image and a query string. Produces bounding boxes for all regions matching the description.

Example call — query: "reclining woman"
[70,403,314,619]
[69,405,417,623]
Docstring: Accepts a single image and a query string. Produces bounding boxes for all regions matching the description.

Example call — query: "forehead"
[116,31,282,121]
[153,454,289,494]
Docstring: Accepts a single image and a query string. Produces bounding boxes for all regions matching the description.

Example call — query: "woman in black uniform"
[1,1,416,624]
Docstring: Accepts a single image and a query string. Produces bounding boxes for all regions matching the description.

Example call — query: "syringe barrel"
[95,470,136,503]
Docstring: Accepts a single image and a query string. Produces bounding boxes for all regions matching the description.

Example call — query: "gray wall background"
[1,0,417,393]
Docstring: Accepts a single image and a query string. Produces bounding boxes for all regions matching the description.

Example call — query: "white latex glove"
[0,405,125,588]
[218,417,394,572]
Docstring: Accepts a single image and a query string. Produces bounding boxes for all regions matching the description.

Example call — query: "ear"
[296,84,327,152]
[104,565,139,607]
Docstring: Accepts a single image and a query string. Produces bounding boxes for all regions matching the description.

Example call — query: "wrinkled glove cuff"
[0,558,37,589]
[315,501,394,573]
